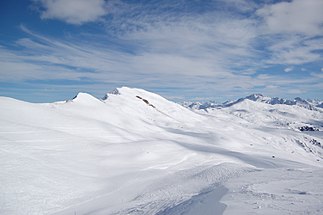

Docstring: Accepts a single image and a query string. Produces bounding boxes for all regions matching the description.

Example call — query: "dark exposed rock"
[310,139,322,148]
[136,96,155,108]
[298,126,319,132]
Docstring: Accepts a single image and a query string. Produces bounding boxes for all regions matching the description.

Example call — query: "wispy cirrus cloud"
[1,24,321,101]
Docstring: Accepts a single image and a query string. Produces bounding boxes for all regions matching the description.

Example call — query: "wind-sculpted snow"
[0,87,322,215]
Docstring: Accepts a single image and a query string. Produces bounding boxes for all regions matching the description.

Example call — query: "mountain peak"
[70,92,102,105]
[245,94,263,102]
[72,92,96,100]
[246,93,264,100]
[103,86,156,100]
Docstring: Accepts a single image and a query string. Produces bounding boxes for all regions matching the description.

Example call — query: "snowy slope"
[0,87,323,215]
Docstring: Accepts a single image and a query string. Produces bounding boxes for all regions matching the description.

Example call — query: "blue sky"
[0,0,323,102]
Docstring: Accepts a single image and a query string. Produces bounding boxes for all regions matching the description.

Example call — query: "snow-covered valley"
[1,87,322,215]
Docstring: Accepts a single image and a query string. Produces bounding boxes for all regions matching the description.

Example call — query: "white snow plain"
[0,87,322,215]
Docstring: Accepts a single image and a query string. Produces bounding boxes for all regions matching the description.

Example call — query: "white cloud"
[36,0,109,24]
[284,67,293,72]
[254,0,323,65]
[256,0,323,35]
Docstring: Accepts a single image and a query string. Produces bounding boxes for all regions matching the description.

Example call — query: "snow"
[222,168,323,214]
[0,87,322,214]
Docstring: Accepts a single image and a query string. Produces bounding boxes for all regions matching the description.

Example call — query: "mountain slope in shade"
[0,87,323,215]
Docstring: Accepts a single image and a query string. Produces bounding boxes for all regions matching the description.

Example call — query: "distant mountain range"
[183,94,323,110]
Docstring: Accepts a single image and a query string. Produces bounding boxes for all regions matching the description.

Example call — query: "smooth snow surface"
[0,87,322,215]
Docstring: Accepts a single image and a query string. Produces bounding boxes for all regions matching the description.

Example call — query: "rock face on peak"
[102,88,122,100]
[110,88,121,95]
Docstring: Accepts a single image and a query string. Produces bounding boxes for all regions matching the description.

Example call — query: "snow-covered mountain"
[1,87,323,215]
[226,94,323,110]
[184,94,323,110]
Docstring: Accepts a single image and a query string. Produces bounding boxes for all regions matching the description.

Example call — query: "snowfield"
[0,87,322,215]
